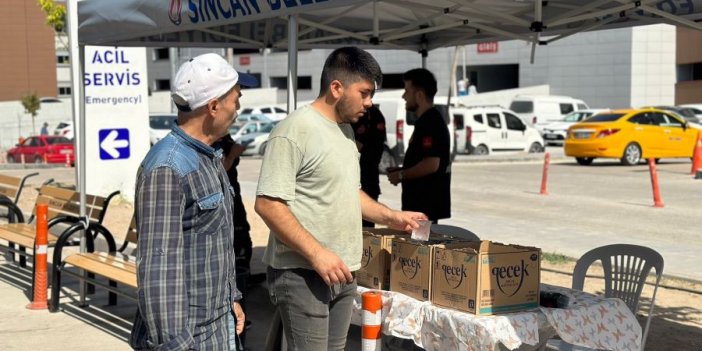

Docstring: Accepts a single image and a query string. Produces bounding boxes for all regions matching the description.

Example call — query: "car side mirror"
[683,122,688,131]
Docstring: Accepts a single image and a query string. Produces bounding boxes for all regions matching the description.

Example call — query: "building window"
[57,54,70,65]
[270,76,312,90]
[155,79,171,91]
[58,86,72,97]
[154,48,170,61]
[677,62,702,82]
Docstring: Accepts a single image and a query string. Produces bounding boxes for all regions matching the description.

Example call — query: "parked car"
[236,113,272,123]
[679,103,702,120]
[239,106,287,121]
[541,109,609,146]
[229,121,268,141]
[509,95,589,130]
[644,106,701,124]
[54,121,73,139]
[565,108,699,165]
[6,135,74,164]
[239,121,279,156]
[452,106,544,155]
[149,113,177,145]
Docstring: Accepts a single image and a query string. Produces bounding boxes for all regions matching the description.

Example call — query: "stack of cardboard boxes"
[358,228,541,315]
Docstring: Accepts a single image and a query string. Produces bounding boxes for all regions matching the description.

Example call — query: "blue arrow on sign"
[98,128,130,160]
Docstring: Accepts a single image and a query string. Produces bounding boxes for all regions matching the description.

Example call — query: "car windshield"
[563,111,591,122]
[150,115,176,129]
[509,101,533,113]
[46,137,72,145]
[260,122,278,133]
[56,122,70,129]
[229,125,242,134]
[582,113,625,122]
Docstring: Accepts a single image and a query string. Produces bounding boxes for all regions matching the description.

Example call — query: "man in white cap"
[130,53,258,350]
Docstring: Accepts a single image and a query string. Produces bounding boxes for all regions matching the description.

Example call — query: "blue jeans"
[267,267,357,351]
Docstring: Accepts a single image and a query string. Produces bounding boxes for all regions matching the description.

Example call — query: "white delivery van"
[452,106,544,155]
[372,95,454,161]
[508,95,589,132]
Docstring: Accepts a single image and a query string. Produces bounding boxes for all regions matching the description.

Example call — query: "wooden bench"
[0,185,119,269]
[0,172,39,222]
[50,215,138,312]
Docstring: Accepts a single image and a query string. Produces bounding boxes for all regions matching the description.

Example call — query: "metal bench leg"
[108,280,117,305]
[87,272,96,294]
[19,246,26,268]
[49,265,61,312]
[5,243,16,263]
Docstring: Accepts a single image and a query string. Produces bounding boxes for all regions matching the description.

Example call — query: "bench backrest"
[33,185,109,223]
[0,174,22,203]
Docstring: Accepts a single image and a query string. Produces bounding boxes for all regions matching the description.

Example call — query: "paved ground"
[0,149,699,350]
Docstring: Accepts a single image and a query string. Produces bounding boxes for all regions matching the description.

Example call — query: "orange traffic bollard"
[540,152,550,195]
[65,153,71,168]
[647,158,664,208]
[27,203,49,309]
[691,132,702,175]
[361,291,382,351]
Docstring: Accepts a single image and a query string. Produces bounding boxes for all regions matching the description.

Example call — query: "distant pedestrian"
[40,122,49,135]
[388,68,451,223]
[352,104,387,228]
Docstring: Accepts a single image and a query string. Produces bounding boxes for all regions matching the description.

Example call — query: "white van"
[452,106,544,155]
[372,95,455,160]
[508,95,589,131]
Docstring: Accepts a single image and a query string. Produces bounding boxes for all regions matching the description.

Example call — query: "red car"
[6,135,74,164]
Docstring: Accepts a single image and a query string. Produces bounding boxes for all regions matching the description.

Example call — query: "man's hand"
[387,170,401,186]
[387,211,427,232]
[231,143,246,156]
[232,301,245,335]
[309,246,353,286]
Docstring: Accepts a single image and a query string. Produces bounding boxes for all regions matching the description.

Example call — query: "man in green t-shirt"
[255,47,427,351]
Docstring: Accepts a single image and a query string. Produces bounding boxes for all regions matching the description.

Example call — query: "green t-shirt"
[257,105,363,271]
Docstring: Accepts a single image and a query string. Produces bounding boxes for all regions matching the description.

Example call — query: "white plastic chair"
[430,224,480,241]
[559,244,664,351]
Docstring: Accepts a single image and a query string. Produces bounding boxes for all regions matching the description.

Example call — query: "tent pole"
[67,0,88,305]
[287,15,298,112]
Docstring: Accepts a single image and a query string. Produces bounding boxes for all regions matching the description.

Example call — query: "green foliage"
[542,252,576,265]
[21,93,41,135]
[38,0,66,33]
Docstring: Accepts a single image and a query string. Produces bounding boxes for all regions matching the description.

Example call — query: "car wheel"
[528,142,544,153]
[576,157,594,165]
[473,144,489,156]
[6,155,14,163]
[621,143,641,166]
[34,154,43,164]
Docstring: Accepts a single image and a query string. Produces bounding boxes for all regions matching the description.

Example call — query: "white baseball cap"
[171,53,259,112]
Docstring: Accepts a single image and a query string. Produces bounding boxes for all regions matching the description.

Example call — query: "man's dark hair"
[319,47,382,97]
[403,68,437,101]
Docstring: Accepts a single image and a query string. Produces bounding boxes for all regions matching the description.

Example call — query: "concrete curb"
[453,152,568,164]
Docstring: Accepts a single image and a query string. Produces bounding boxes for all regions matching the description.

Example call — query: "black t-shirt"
[352,106,387,198]
[401,107,451,220]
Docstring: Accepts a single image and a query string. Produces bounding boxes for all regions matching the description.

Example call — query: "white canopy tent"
[68,0,702,227]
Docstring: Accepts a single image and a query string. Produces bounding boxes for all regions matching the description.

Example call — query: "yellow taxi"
[564,108,699,165]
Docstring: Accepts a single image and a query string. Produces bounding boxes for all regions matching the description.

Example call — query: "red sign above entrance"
[477,42,499,54]
[239,56,250,65]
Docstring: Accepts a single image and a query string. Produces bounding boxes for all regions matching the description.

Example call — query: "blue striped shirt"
[130,126,241,350]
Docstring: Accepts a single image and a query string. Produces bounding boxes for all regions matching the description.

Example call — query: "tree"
[38,0,67,51]
[21,93,41,136]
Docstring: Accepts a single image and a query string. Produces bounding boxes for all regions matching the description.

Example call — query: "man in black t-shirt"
[352,105,387,228]
[388,68,451,222]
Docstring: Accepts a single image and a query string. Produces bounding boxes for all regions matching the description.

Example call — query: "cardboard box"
[357,229,406,289]
[431,240,541,315]
[389,237,465,301]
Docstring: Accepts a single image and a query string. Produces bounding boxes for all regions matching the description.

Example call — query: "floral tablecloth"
[352,284,641,351]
